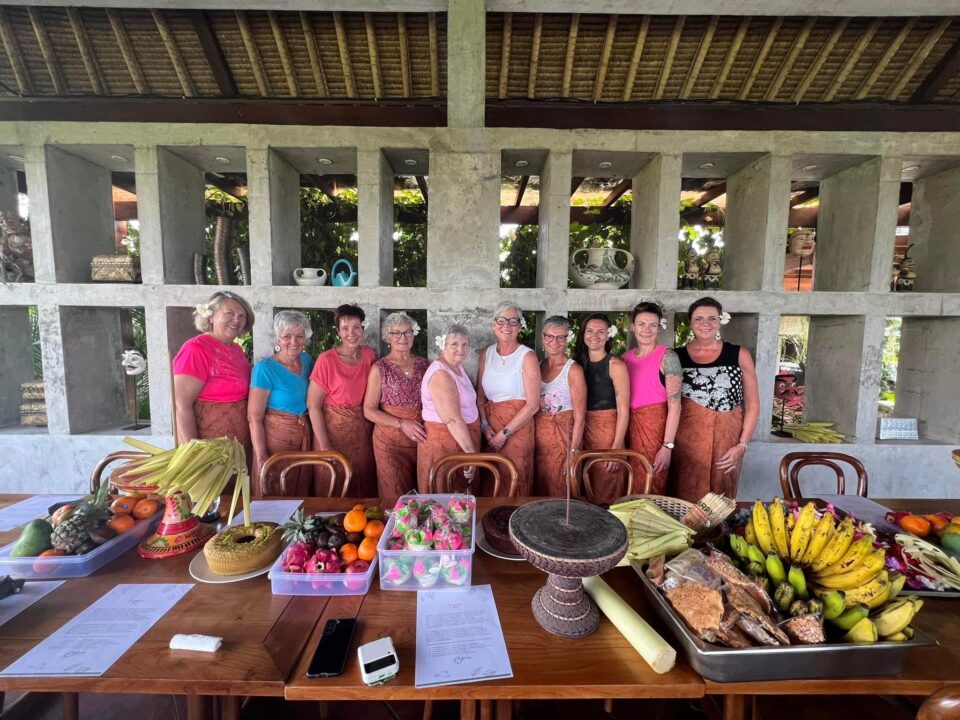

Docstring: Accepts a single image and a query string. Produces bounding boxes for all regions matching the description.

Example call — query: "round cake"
[481,506,521,556]
[203,522,282,576]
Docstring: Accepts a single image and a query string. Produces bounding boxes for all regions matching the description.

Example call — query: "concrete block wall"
[0,121,959,497]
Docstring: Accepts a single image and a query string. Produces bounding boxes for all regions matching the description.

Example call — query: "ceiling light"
[317,157,333,165]
[214,156,231,165]
[698,162,715,170]
[515,160,529,168]
[7,154,24,162]
[902,165,921,173]
[404,158,418,166]
[598,161,613,169]
[110,154,128,163]
[801,164,818,172]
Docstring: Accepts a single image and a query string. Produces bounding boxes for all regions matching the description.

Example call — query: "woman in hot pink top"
[172,291,254,461]
[307,304,376,497]
[417,324,481,493]
[624,302,683,495]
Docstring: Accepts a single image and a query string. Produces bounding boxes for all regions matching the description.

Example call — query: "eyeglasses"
[542,333,567,343]
[691,315,722,325]
[387,330,414,339]
[494,317,522,327]
[633,321,661,330]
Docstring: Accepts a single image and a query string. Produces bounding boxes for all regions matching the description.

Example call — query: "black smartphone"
[306,618,358,678]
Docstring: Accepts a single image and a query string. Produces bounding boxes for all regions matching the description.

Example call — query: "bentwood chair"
[570,449,653,504]
[778,451,868,500]
[260,450,353,497]
[428,452,520,498]
[89,451,150,493]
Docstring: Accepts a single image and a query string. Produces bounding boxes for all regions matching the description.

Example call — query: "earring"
[274,344,281,353]
[715,331,722,342]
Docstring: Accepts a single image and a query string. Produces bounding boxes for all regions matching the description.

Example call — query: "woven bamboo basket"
[20,381,44,400]
[19,402,47,426]
[615,493,695,522]
[91,254,140,282]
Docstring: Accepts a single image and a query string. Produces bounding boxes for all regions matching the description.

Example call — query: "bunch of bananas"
[780,422,846,443]
[833,595,924,643]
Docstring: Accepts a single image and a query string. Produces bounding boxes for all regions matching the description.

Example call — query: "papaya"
[11,519,54,557]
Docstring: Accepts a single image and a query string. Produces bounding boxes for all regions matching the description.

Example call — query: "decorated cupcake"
[392,502,420,533]
[405,528,434,551]
[433,527,463,551]
[446,497,474,524]
[441,558,471,586]
[382,557,412,586]
[412,558,440,588]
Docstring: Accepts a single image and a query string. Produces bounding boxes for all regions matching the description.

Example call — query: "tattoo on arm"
[662,349,683,403]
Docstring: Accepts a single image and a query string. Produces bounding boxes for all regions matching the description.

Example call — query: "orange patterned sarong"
[484,399,534,496]
[373,405,421,497]
[628,403,668,495]
[582,409,628,505]
[670,399,744,503]
[534,410,573,497]
[257,409,311,497]
[195,399,251,496]
[315,404,376,498]
[417,419,482,494]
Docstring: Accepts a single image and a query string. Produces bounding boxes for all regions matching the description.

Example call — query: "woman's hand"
[715,444,747,474]
[401,419,427,443]
[482,424,496,443]
[463,465,476,482]
[652,446,672,476]
[605,440,625,473]
[488,430,507,451]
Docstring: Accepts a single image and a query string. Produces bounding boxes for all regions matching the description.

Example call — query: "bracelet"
[737,440,749,449]
[398,419,405,432]
[480,419,490,431]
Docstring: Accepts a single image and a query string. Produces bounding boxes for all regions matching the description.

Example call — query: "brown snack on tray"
[735,614,784,646]
[665,583,724,639]
[724,583,790,645]
[705,550,774,615]
[714,607,753,648]
[782,615,826,645]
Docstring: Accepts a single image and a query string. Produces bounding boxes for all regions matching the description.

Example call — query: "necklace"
[391,356,414,377]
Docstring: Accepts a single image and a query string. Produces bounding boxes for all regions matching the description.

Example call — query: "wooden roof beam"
[107,9,148,94]
[300,12,328,96]
[66,8,106,95]
[601,179,631,207]
[190,9,236,97]
[654,16,685,100]
[235,11,270,97]
[269,10,300,97]
[710,17,748,98]
[561,14,579,97]
[822,18,880,101]
[0,8,33,95]
[27,8,65,95]
[364,12,382,99]
[765,17,815,100]
[513,175,528,207]
[333,11,356,98]
[397,13,411,98]
[592,15,617,102]
[886,17,951,100]
[498,12,512,99]
[427,12,439,96]
[415,175,428,205]
[790,188,819,207]
[152,10,197,97]
[738,17,782,100]
[910,26,960,102]
[622,16,649,101]
[695,182,726,207]
[854,19,915,99]
[794,18,848,101]
[680,16,717,99]
[205,173,246,200]
[527,13,542,98]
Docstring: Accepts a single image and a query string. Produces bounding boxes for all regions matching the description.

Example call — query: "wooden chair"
[428,452,520,497]
[570,449,653,503]
[779,451,868,499]
[89,451,150,493]
[918,685,960,719]
[259,450,352,497]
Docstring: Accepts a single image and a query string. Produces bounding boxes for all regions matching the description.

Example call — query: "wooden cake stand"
[509,498,627,638]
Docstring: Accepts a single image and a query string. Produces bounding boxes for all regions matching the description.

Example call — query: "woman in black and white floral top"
[669,297,759,502]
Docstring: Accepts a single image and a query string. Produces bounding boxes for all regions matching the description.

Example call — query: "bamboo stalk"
[822,18,880,101]
[765,17,815,101]
[738,17,782,100]
[654,16,685,100]
[236,10,270,96]
[622,16,649,101]
[300,11,328,96]
[27,8,65,95]
[498,12,512,99]
[885,17,951,100]
[681,16,718,99]
[364,12,383,99]
[397,12,411,98]
[333,11,356,98]
[561,13,579,98]
[710,17,748,99]
[152,10,197,97]
[66,7,106,95]
[527,13,542,98]
[593,15,618,102]
[268,10,299,97]
[794,18,849,101]
[854,18,915,100]
[428,12,439,96]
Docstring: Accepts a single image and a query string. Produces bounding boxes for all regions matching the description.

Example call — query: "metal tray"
[633,564,936,683]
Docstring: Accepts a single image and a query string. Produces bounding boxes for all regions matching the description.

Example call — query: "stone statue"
[680,247,700,289]
[0,211,34,283]
[121,349,148,376]
[895,244,917,292]
[701,247,723,290]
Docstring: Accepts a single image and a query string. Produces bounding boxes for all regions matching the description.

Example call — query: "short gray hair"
[272,310,313,343]
[381,312,416,342]
[493,301,522,319]
[193,291,254,333]
[543,315,571,332]
[442,323,470,345]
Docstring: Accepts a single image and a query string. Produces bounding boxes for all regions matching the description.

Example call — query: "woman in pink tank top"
[624,302,683,495]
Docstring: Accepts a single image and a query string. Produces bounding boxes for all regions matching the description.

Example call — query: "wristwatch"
[662,441,675,450]
[502,427,512,438]
[480,419,490,432]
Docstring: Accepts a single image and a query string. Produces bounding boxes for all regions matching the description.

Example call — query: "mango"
[940,527,960,558]
[11,519,54,557]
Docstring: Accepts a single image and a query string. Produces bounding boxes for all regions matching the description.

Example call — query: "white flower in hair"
[410,319,421,336]
[520,316,528,330]
[361,319,368,330]
[720,312,731,325]
[607,325,618,339]
[195,303,213,318]
[566,329,576,345]
[435,334,447,351]
[659,318,668,330]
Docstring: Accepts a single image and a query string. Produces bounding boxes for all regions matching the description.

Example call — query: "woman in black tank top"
[573,313,630,504]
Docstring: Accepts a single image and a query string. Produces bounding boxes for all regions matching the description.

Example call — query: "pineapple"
[281,509,322,545]
[51,483,112,553]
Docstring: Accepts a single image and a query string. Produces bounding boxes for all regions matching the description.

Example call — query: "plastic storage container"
[377,493,477,591]
[0,512,161,580]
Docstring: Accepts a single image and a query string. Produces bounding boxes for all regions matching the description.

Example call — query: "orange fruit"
[352,503,366,512]
[925,514,949,532]
[344,509,367,533]
[899,515,932,538]
[339,543,359,565]
[110,496,137,515]
[132,498,161,519]
[358,537,377,562]
[106,514,136,534]
[363,520,385,540]
[39,548,66,557]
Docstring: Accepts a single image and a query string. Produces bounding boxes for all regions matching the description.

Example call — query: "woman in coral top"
[307,304,376,497]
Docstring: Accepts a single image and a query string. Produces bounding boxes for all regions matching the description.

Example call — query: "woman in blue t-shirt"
[248,310,314,495]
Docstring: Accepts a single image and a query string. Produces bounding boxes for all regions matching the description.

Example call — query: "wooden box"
[20,381,44,400]
[91,254,140,282]
[19,402,47,426]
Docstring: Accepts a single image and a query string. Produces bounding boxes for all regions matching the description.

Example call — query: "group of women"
[171,291,758,504]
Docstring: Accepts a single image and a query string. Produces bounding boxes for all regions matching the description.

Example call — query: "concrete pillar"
[250,295,274,362]
[854,314,885,443]
[897,317,960,443]
[536,150,572,290]
[22,146,58,284]
[447,0,486,129]
[247,148,300,287]
[134,146,164,285]
[753,313,781,441]
[357,148,394,288]
[44,146,115,284]
[143,302,173,436]
[0,306,34,427]
[803,316,865,438]
[427,150,500,291]
[37,301,68,434]
[723,154,791,292]
[0,165,17,213]
[157,147,206,285]
[907,165,960,292]
[815,156,901,293]
[631,153,682,290]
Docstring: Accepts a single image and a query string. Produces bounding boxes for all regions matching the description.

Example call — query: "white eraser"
[169,634,222,652]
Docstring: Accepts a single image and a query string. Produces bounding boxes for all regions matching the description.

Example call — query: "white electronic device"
[357,637,399,686]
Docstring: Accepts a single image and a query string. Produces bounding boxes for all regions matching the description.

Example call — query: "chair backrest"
[428,453,519,497]
[260,451,352,497]
[90,451,150,493]
[778,452,868,499]
[570,449,653,503]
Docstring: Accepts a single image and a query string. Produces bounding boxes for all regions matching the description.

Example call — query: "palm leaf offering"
[609,499,696,565]
[896,533,960,590]
[120,437,251,526]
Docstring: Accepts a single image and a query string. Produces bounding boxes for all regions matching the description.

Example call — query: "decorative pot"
[138,491,213,559]
[788,229,816,257]
[331,258,357,287]
[568,247,635,290]
[293,267,328,286]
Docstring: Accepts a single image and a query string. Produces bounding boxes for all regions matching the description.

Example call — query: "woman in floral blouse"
[534,316,586,496]
[669,297,759,502]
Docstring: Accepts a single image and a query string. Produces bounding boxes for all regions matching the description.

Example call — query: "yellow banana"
[752,500,775,555]
[811,518,855,573]
[801,512,835,566]
[789,502,817,564]
[814,536,874,578]
[886,572,907,600]
[745,519,758,546]
[873,597,922,637]
[841,571,891,608]
[812,550,887,590]
[769,498,790,560]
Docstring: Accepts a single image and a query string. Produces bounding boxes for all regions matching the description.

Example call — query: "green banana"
[752,500,775,555]
[746,561,764,576]
[873,596,923,638]
[801,512,835,566]
[821,590,845,620]
[745,520,758,546]
[886,572,906,600]
[806,598,824,615]
[746,543,766,566]
[774,582,795,612]
[789,565,809,600]
[729,534,749,561]
[789,502,817,564]
[811,518,855,572]
[813,550,886,590]
[813,536,875,578]
[830,604,869,631]
[789,599,809,617]
[766,553,787,586]
[769,497,790,559]
[844,617,878,643]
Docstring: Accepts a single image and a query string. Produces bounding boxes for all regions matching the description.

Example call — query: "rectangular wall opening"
[499,150,545,289]
[0,305,45,433]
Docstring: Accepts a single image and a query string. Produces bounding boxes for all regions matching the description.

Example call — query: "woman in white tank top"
[476,301,541,495]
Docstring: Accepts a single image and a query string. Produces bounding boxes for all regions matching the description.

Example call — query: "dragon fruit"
[281,541,315,573]
[306,548,341,574]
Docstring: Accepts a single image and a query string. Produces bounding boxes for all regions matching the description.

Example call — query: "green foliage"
[500,225,539,288]
[879,317,902,404]
[677,199,724,290]
[393,189,427,287]
[128,307,150,420]
[298,188,358,276]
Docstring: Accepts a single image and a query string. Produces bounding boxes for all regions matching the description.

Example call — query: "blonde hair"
[193,291,255,333]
